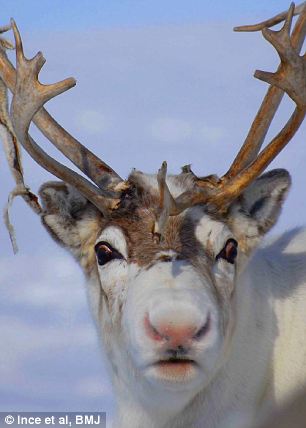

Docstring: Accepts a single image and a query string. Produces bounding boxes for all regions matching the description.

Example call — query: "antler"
[1,3,305,242]
[154,161,182,239]
[214,2,306,206]
[0,24,42,252]
[0,20,124,194]
[5,20,125,218]
[156,2,306,221]
[233,1,306,32]
[226,2,306,178]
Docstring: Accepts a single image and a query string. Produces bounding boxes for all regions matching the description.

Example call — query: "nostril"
[193,314,211,340]
[144,311,211,344]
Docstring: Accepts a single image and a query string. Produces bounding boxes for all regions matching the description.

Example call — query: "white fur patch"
[192,208,234,256]
[154,250,179,261]
[131,171,194,198]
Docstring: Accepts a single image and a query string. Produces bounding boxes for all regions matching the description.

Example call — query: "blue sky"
[1,0,295,30]
[0,1,305,423]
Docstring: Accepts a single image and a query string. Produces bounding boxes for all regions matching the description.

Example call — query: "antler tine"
[0,23,14,50]
[225,2,306,179]
[154,161,203,238]
[234,1,305,32]
[154,162,176,238]
[9,19,120,217]
[11,20,75,115]
[154,162,218,236]
[0,21,123,194]
[254,6,306,107]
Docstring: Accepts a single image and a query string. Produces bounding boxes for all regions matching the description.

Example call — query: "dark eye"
[94,241,124,266]
[216,239,238,264]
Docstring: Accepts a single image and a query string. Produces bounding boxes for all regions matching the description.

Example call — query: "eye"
[216,239,238,264]
[94,241,124,266]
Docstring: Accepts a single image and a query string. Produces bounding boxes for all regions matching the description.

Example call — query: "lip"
[155,358,196,367]
[150,359,198,381]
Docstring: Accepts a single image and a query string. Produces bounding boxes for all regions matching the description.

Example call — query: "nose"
[144,307,210,347]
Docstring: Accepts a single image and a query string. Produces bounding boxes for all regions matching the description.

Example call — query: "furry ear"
[228,169,291,253]
[39,181,104,274]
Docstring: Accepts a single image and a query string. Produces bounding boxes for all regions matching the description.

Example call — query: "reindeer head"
[0,3,305,401]
[37,165,290,395]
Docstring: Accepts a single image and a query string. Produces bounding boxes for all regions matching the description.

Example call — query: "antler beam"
[218,3,306,205]
[0,27,42,252]
[0,22,123,193]
[9,20,121,217]
[226,1,306,178]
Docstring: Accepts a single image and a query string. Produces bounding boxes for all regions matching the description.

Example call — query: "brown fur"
[39,173,212,279]
[38,169,290,278]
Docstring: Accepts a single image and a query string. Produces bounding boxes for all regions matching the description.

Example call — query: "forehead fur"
[101,170,228,267]
[40,168,290,277]
[40,172,230,275]
[129,169,197,199]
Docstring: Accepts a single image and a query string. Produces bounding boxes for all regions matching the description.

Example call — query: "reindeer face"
[40,168,290,395]
[95,211,238,392]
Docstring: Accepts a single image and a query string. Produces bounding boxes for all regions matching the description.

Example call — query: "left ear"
[228,169,291,253]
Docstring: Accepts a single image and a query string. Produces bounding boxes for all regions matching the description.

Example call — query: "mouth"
[150,358,198,381]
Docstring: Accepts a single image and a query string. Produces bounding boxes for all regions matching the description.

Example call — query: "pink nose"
[144,313,210,347]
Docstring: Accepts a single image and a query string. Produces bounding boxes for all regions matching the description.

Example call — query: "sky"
[0,0,296,31]
[0,0,305,424]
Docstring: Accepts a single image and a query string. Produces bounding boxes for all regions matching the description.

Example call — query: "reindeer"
[0,3,306,428]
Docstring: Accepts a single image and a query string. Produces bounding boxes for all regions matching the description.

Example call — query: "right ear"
[39,181,104,275]
[228,169,291,254]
